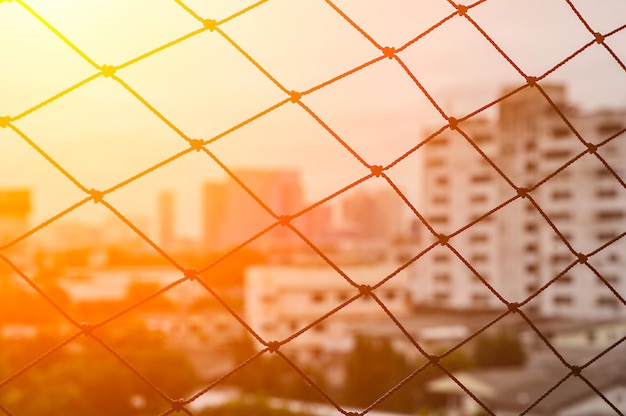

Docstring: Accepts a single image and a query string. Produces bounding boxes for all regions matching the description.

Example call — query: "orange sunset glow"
[1,0,625,415]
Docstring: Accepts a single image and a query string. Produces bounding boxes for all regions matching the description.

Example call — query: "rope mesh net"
[0,0,624,415]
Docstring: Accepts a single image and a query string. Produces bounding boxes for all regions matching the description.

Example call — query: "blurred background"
[0,0,625,415]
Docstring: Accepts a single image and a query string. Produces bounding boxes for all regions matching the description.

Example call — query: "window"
[469,212,489,222]
[471,293,489,303]
[525,243,538,253]
[526,283,538,293]
[551,253,572,264]
[435,273,451,283]
[396,252,412,263]
[595,210,624,221]
[596,188,617,198]
[313,323,326,332]
[428,214,448,225]
[544,149,572,160]
[551,189,571,200]
[311,292,324,303]
[596,296,618,308]
[470,233,489,243]
[471,254,489,264]
[426,157,445,168]
[471,173,492,183]
[596,122,624,137]
[428,137,449,147]
[554,295,572,306]
[597,231,618,241]
[473,134,492,144]
[525,222,538,233]
[261,294,275,303]
[337,292,350,302]
[433,292,450,301]
[526,263,538,274]
[434,253,450,263]
[470,194,488,204]
[433,195,449,205]
[548,211,571,221]
[526,161,538,173]
[310,347,323,360]
[479,214,495,223]
[552,126,570,138]
[435,176,449,186]
[556,274,572,285]
[557,231,574,241]
[600,275,619,285]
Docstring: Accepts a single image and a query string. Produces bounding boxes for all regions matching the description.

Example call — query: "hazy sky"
[0,0,625,240]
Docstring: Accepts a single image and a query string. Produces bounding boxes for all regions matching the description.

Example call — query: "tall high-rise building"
[416,84,626,319]
[202,181,226,251]
[158,191,175,250]
[0,189,31,247]
[341,188,405,244]
[297,202,334,248]
[202,169,304,252]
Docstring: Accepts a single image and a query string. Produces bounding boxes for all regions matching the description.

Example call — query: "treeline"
[221,331,526,414]
[0,323,199,416]
[0,326,525,415]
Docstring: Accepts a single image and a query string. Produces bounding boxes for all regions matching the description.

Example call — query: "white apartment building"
[413,116,504,310]
[416,84,626,319]
[244,257,413,362]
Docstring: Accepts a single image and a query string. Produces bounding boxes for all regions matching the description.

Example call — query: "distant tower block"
[0,189,31,246]
[202,181,226,251]
[224,169,303,250]
[158,191,175,250]
[201,170,304,252]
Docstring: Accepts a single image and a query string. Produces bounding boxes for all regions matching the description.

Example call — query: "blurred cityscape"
[1,83,625,415]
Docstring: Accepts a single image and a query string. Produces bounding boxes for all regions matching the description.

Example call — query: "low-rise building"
[244,256,414,363]
[427,351,626,416]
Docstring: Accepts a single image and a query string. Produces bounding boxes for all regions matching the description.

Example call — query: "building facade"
[417,84,626,319]
[340,187,406,247]
[244,258,413,362]
[202,169,304,252]
[0,189,31,247]
[158,190,175,250]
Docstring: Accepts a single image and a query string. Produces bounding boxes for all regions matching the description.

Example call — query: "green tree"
[473,330,527,368]
[224,335,327,402]
[341,336,475,413]
[0,321,200,416]
[342,336,415,412]
[227,353,326,402]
